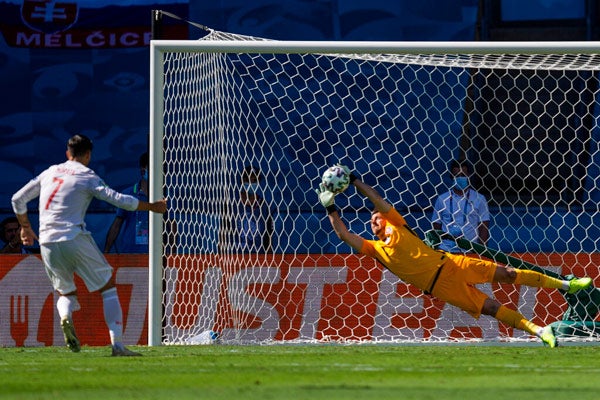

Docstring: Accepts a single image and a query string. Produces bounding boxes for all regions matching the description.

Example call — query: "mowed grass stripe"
[1,344,598,400]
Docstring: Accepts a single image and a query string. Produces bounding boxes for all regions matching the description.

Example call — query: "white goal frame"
[149,39,600,346]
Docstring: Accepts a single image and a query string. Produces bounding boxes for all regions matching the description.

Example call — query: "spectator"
[0,217,32,254]
[104,152,176,254]
[432,159,489,253]
[220,166,273,253]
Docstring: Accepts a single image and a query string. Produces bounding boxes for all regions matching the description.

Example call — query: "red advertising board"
[1,254,148,347]
[1,253,598,346]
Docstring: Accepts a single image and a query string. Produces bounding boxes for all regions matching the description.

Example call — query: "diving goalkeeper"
[316,165,592,347]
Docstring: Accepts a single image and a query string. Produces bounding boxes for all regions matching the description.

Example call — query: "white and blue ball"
[321,165,350,194]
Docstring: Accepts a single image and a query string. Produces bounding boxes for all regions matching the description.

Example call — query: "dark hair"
[0,216,19,243]
[67,134,93,157]
[139,152,149,168]
[241,165,261,183]
[449,159,472,174]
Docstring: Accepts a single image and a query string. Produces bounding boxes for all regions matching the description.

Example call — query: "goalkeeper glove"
[336,163,351,176]
[335,163,358,184]
[316,183,335,208]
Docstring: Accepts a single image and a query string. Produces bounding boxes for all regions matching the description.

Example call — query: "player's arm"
[351,177,392,214]
[136,199,167,214]
[478,220,490,245]
[104,216,124,252]
[327,209,365,252]
[14,213,37,247]
[330,164,391,213]
[316,168,365,252]
[92,177,166,214]
[342,166,407,228]
[11,177,41,246]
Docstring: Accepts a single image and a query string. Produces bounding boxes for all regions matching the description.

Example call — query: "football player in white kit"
[11,134,167,356]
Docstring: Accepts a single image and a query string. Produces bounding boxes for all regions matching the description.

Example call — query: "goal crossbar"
[151,40,600,55]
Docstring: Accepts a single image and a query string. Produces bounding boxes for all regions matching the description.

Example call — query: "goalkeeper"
[316,165,592,348]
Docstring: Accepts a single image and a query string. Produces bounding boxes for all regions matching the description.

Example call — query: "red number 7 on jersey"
[45,177,64,209]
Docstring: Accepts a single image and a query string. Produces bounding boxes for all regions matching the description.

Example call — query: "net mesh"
[155,30,600,344]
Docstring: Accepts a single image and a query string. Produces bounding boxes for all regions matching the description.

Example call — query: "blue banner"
[0,1,188,215]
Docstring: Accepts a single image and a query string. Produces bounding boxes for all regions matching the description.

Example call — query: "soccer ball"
[321,165,350,194]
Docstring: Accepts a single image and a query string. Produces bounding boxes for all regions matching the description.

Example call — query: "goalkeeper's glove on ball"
[316,183,335,208]
[336,163,351,176]
[335,163,358,184]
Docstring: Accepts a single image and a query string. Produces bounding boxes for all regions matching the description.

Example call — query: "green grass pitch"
[1,344,599,399]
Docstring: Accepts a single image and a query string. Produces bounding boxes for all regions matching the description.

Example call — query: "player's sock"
[56,294,79,319]
[514,269,564,290]
[495,305,539,336]
[101,287,124,346]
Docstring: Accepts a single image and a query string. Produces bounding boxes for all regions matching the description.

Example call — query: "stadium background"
[0,0,598,254]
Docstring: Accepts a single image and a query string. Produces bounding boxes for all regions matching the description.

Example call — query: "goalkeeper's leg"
[497,268,592,294]
[483,298,557,348]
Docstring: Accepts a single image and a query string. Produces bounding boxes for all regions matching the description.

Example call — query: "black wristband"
[326,205,337,214]
[349,173,358,183]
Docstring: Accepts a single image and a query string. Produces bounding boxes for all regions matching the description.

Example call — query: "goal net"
[149,30,600,345]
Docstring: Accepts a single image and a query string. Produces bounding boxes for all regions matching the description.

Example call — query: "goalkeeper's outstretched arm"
[327,209,364,252]
[316,167,365,252]
[317,166,393,252]
[351,177,391,214]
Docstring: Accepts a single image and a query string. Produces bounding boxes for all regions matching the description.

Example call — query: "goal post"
[149,33,600,346]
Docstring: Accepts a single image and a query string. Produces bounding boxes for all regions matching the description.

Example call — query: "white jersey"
[11,160,139,244]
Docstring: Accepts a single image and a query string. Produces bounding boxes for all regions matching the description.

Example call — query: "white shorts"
[40,233,113,294]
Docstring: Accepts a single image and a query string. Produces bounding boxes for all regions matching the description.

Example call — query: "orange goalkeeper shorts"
[430,253,498,319]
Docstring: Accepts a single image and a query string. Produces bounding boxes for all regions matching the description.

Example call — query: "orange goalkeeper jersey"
[360,207,447,291]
